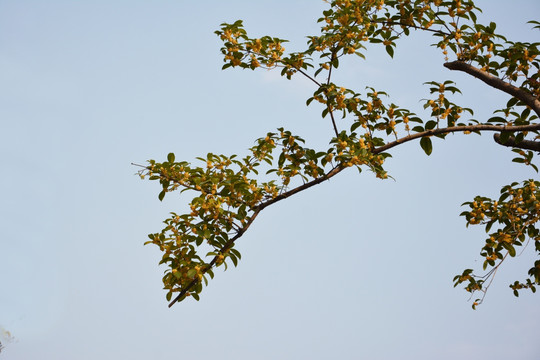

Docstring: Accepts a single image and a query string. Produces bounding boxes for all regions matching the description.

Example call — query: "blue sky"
[1,1,539,359]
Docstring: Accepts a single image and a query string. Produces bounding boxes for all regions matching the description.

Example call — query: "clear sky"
[1,1,539,359]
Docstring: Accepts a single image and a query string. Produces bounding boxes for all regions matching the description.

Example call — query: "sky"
[1,1,539,359]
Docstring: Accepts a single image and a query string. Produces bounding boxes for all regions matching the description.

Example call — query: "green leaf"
[167,152,175,162]
[502,242,517,257]
[488,116,506,123]
[420,137,433,156]
[485,220,495,233]
[230,248,242,259]
[351,121,363,132]
[425,120,437,130]
[507,97,519,107]
[230,254,238,267]
[158,190,166,201]
[385,45,394,58]
[521,107,531,120]
[498,131,511,144]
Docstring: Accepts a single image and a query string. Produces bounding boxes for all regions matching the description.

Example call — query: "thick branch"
[444,61,540,118]
[374,123,540,154]
[493,133,540,152]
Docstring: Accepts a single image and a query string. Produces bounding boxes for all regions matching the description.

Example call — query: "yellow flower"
[252,38,262,53]
[250,55,260,68]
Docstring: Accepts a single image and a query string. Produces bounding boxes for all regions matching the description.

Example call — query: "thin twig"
[326,50,340,136]
[296,68,322,87]
[378,20,450,36]
[328,108,340,137]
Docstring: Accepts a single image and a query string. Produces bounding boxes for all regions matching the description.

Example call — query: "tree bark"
[444,61,540,118]
[493,133,540,152]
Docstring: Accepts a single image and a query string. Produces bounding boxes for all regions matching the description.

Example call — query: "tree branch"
[444,61,540,118]
[378,20,450,36]
[255,165,344,212]
[296,68,322,87]
[374,123,540,154]
[327,50,340,137]
[328,107,339,137]
[493,133,540,152]
[165,122,540,307]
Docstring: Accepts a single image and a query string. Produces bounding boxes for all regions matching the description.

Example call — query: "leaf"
[385,45,394,58]
[488,116,506,123]
[420,137,433,156]
[322,107,329,118]
[158,190,166,201]
[167,153,175,162]
[528,20,540,30]
[485,220,495,233]
[230,254,238,267]
[507,97,519,107]
[521,107,531,120]
[425,120,437,130]
[502,242,516,257]
[498,131,511,144]
[351,122,363,132]
[230,248,242,259]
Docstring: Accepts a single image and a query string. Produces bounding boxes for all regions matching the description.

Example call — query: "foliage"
[137,0,540,308]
